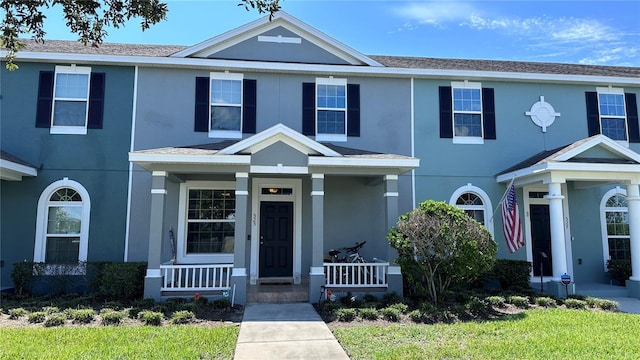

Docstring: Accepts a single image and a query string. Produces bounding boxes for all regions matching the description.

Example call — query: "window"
[586,88,639,143]
[35,66,105,134]
[449,184,494,238]
[439,82,495,143]
[194,74,256,138]
[34,178,90,266]
[302,80,360,140]
[601,188,630,263]
[177,182,237,264]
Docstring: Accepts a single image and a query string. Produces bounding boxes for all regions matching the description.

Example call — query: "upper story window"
[302,80,360,141]
[600,188,629,265]
[194,74,256,138]
[34,178,91,269]
[35,66,105,134]
[586,88,639,144]
[316,77,347,142]
[439,82,495,144]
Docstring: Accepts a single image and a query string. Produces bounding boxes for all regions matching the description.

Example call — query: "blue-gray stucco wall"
[0,62,134,289]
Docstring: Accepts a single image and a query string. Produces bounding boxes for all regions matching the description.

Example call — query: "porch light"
[268,188,278,194]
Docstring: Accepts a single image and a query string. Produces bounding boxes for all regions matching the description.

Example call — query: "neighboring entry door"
[530,204,552,276]
[259,201,293,278]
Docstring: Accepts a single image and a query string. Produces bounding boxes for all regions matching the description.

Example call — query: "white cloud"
[393,2,477,26]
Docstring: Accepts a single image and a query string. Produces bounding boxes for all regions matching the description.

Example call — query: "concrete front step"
[247,282,309,303]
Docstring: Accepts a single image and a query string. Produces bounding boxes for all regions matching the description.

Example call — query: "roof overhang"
[0,157,37,181]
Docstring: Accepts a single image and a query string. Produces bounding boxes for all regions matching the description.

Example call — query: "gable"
[251,141,308,167]
[171,12,382,66]
[571,146,630,162]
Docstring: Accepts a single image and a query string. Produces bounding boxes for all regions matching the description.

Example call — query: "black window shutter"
[439,86,453,138]
[243,79,257,134]
[194,77,210,132]
[626,93,640,143]
[347,84,360,137]
[482,88,496,139]
[302,82,315,136]
[87,72,105,129]
[585,92,600,136]
[35,71,54,128]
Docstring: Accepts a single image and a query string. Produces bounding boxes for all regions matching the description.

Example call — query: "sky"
[36,0,640,66]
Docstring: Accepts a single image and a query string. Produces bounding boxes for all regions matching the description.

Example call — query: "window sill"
[50,126,88,135]
[453,137,484,145]
[315,134,347,142]
[209,130,242,139]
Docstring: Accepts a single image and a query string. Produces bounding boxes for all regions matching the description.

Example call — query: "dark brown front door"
[259,201,293,278]
[531,204,552,277]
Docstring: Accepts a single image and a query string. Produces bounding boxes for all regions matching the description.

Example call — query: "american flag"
[502,183,524,253]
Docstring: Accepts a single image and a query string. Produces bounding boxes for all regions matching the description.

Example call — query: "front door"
[259,201,293,278]
[531,204,552,276]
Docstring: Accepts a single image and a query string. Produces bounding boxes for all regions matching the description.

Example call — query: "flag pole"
[490,177,515,223]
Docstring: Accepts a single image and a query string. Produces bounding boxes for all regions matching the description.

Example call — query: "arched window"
[600,187,629,266]
[34,178,90,264]
[449,184,494,238]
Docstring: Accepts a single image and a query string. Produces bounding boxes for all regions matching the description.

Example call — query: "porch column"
[143,171,168,300]
[545,182,573,297]
[231,172,248,305]
[384,175,403,296]
[309,173,325,302]
[626,182,640,297]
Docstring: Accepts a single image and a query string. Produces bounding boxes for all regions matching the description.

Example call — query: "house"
[1,12,639,303]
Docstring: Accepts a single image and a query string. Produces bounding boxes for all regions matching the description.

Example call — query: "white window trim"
[451,81,484,144]
[315,77,347,142]
[449,183,494,238]
[600,186,628,271]
[596,86,628,146]
[50,65,91,135]
[177,181,236,264]
[34,178,91,274]
[209,72,243,139]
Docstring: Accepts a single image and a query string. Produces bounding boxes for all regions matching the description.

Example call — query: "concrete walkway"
[234,303,349,360]
[603,297,640,314]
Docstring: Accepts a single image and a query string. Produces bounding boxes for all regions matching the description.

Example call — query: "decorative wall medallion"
[526,96,561,132]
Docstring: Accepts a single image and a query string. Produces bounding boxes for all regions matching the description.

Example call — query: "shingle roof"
[14,39,640,78]
[0,150,37,168]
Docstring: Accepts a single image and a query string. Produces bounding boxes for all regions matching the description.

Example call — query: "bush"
[485,296,506,307]
[68,308,95,324]
[380,307,401,322]
[564,298,587,309]
[8,308,28,319]
[607,259,632,285]
[388,302,408,314]
[380,292,403,308]
[359,307,379,320]
[138,310,164,326]
[101,310,124,325]
[97,262,147,301]
[44,313,66,327]
[362,294,379,304]
[586,297,618,311]
[408,310,423,323]
[169,310,195,325]
[418,302,437,314]
[11,261,36,295]
[212,298,231,309]
[465,297,489,315]
[535,297,557,308]
[42,306,60,315]
[335,308,357,322]
[492,260,532,290]
[28,312,46,323]
[507,296,530,308]
[320,300,342,314]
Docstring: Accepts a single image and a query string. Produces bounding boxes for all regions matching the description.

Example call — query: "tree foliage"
[388,200,497,305]
[1,0,282,70]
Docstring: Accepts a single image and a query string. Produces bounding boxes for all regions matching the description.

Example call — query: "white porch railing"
[160,263,232,292]
[323,262,389,288]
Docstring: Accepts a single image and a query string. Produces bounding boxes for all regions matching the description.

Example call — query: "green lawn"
[333,309,640,359]
[0,325,239,360]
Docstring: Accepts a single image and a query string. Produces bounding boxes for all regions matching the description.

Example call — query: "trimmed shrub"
[418,302,437,314]
[465,297,489,315]
[138,310,163,326]
[380,293,403,308]
[362,294,379,304]
[359,307,379,321]
[212,298,231,309]
[485,296,506,307]
[335,308,357,322]
[564,298,587,309]
[320,300,342,314]
[44,313,66,327]
[28,312,46,323]
[535,297,557,308]
[177,302,198,313]
[96,262,147,301]
[507,296,530,308]
[8,308,28,320]
[169,310,195,325]
[101,310,124,326]
[380,307,401,322]
[11,261,36,295]
[388,302,409,314]
[595,299,619,311]
[408,309,423,323]
[69,308,95,324]
[492,259,532,290]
